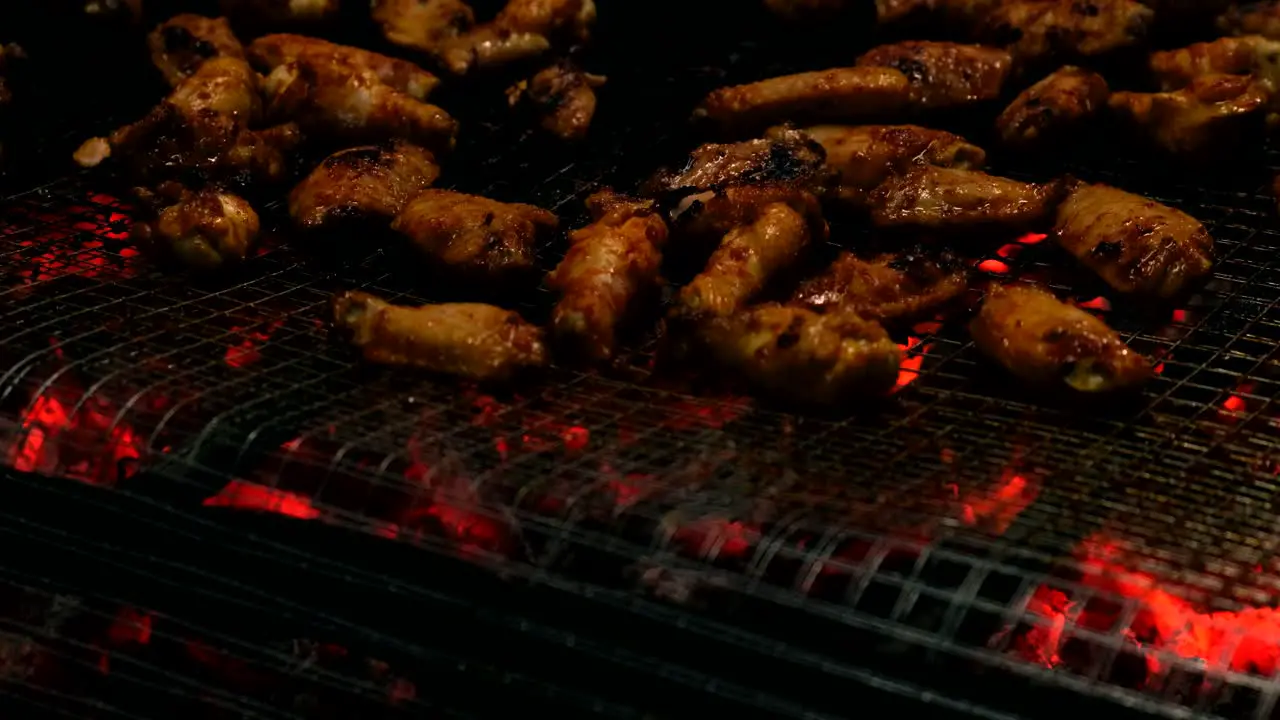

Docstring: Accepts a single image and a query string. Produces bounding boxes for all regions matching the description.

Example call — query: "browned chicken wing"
[391,189,558,281]
[855,41,1013,110]
[332,291,548,381]
[677,183,829,246]
[131,187,260,271]
[289,141,440,232]
[373,0,475,54]
[794,124,985,207]
[248,34,440,100]
[983,0,1154,65]
[700,304,903,404]
[148,14,245,87]
[791,249,970,322]
[219,0,341,27]
[1109,73,1269,156]
[506,62,606,141]
[1149,35,1280,92]
[869,166,1066,230]
[547,191,670,363]
[1053,181,1213,298]
[971,284,1152,393]
[694,67,912,132]
[1218,2,1280,38]
[434,0,596,75]
[648,127,828,196]
[996,66,1110,149]
[876,0,1000,27]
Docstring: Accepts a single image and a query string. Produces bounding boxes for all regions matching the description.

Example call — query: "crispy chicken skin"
[791,249,970,322]
[676,202,813,321]
[1053,182,1213,298]
[700,304,903,403]
[506,62,606,141]
[131,188,260,271]
[289,142,440,232]
[983,0,1154,65]
[876,0,1000,26]
[649,127,828,196]
[332,291,548,382]
[434,0,597,75]
[148,14,245,87]
[694,67,913,131]
[248,34,440,100]
[1109,73,1269,156]
[1219,2,1280,38]
[1149,36,1280,92]
[794,124,985,207]
[855,41,1013,109]
[996,67,1109,149]
[971,284,1152,393]
[869,166,1066,230]
[391,190,558,281]
[547,191,670,363]
[219,0,341,27]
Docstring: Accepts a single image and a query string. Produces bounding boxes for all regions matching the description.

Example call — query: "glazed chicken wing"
[148,14,245,87]
[791,249,970,322]
[547,191,670,363]
[1218,2,1280,38]
[332,291,547,382]
[219,0,341,27]
[996,66,1109,149]
[855,41,1013,110]
[694,67,912,132]
[983,0,1154,65]
[869,166,1066,230]
[248,34,440,100]
[289,141,440,232]
[700,304,903,404]
[647,127,828,196]
[131,188,260,271]
[1109,73,1269,156]
[1149,35,1280,92]
[793,124,985,207]
[971,284,1151,393]
[1052,182,1213,299]
[506,62,606,141]
[391,190,558,281]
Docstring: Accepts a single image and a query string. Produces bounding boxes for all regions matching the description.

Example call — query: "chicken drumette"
[855,41,1013,110]
[1109,73,1270,156]
[130,187,261,271]
[694,67,912,131]
[869,166,1066,230]
[506,62,606,141]
[982,0,1154,66]
[791,249,970,322]
[148,13,246,87]
[290,141,440,232]
[996,66,1110,149]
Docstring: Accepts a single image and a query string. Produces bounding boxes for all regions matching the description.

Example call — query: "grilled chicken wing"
[1219,2,1280,38]
[1149,35,1280,92]
[1109,73,1269,156]
[148,14,245,87]
[547,191,670,363]
[694,67,912,131]
[869,166,1066,230]
[391,190,558,281]
[983,0,1154,65]
[971,284,1151,393]
[248,34,440,100]
[289,141,440,232]
[791,249,970,322]
[332,291,547,381]
[676,202,813,321]
[700,304,903,403]
[506,62,606,141]
[677,184,829,247]
[996,66,1109,149]
[794,124,985,207]
[855,41,1013,110]
[373,0,475,54]
[131,188,260,271]
[1053,182,1212,299]
[219,0,341,27]
[876,0,1000,27]
[648,127,828,196]
[434,0,597,75]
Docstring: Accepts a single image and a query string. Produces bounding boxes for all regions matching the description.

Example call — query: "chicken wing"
[1149,35,1280,92]
[130,188,260,271]
[996,66,1109,149]
[373,0,476,54]
[332,291,548,381]
[869,166,1066,230]
[1109,73,1269,156]
[547,191,670,363]
[876,0,1000,27]
[647,127,828,196]
[694,67,912,131]
[434,0,596,75]
[391,189,558,281]
[219,0,341,28]
[791,249,970,322]
[1052,182,1213,299]
[506,62,606,141]
[676,183,829,247]
[289,141,440,232]
[983,0,1154,65]
[248,34,440,100]
[855,41,1013,110]
[794,124,985,207]
[1218,2,1280,38]
[148,14,245,87]
[970,284,1151,393]
[700,304,903,404]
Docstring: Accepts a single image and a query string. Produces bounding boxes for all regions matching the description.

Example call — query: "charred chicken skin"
[970,283,1152,393]
[148,14,245,87]
[983,0,1154,65]
[289,141,440,232]
[1218,2,1280,38]
[694,67,913,131]
[1109,73,1270,156]
[547,191,670,363]
[131,187,261,271]
[391,190,558,281]
[855,41,1013,110]
[506,62,606,141]
[648,127,828,196]
[996,66,1110,149]
[790,249,971,323]
[248,34,440,100]
[700,304,903,404]
[869,166,1066,230]
[332,291,548,382]
[1052,181,1213,299]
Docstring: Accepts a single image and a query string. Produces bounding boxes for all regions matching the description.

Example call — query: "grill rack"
[4,3,1280,717]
